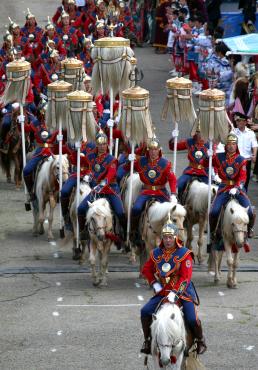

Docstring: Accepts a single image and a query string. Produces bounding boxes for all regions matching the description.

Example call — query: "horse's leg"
[214,250,220,283]
[185,219,193,250]
[99,243,111,287]
[47,199,56,241]
[197,217,206,264]
[232,251,240,288]
[79,240,87,265]
[32,200,39,236]
[89,240,99,286]
[225,243,234,288]
[14,154,21,189]
[38,198,45,235]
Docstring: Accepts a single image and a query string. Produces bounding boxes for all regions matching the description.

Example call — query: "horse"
[151,302,186,370]
[32,154,69,241]
[69,175,92,261]
[86,197,114,287]
[212,199,249,288]
[184,180,218,263]
[151,302,206,370]
[0,117,29,188]
[123,173,186,269]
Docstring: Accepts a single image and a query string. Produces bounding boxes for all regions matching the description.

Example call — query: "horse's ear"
[212,188,216,195]
[230,208,234,214]
[171,205,176,213]
[170,313,175,320]
[87,201,93,208]
[152,314,157,321]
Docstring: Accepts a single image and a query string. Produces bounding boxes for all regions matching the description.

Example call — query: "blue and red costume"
[61,142,95,219]
[77,148,125,232]
[141,240,199,329]
[169,136,209,196]
[130,153,177,217]
[209,151,253,233]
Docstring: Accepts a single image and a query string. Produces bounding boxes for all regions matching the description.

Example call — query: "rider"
[209,133,255,241]
[23,128,59,201]
[169,125,209,202]
[77,130,127,247]
[140,220,207,355]
[61,141,95,231]
[129,137,177,244]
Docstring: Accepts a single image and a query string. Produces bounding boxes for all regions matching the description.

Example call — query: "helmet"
[26,8,35,20]
[96,130,108,144]
[61,10,70,19]
[161,221,178,237]
[147,137,160,150]
[226,133,238,144]
[45,16,55,31]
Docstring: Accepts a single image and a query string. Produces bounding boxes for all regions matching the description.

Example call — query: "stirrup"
[196,338,207,355]
[248,228,254,239]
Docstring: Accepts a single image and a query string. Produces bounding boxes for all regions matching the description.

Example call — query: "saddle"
[141,198,157,242]
[181,176,201,205]
[32,157,51,195]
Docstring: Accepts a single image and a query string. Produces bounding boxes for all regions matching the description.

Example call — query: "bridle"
[88,215,112,237]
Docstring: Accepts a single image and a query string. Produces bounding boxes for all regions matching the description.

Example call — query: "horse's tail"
[0,151,11,174]
[185,352,206,370]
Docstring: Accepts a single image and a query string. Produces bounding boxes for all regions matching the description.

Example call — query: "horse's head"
[230,205,249,247]
[52,154,69,183]
[169,204,186,242]
[152,303,185,368]
[87,199,112,242]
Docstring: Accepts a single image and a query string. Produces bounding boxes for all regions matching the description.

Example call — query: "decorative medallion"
[226,166,234,175]
[195,150,203,159]
[94,164,101,172]
[148,169,157,178]
[161,262,171,273]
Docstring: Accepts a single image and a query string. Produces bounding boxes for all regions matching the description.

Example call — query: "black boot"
[61,197,72,232]
[114,214,127,250]
[248,210,256,238]
[130,215,141,245]
[140,316,152,355]
[78,214,88,242]
[23,173,35,201]
[191,322,207,355]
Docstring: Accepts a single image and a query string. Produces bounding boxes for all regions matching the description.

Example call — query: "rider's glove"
[229,187,239,196]
[212,174,221,184]
[167,291,179,303]
[153,282,163,294]
[107,119,114,128]
[171,129,179,138]
[170,193,178,204]
[93,185,103,193]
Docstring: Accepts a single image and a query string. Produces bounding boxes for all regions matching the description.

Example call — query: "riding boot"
[23,173,35,201]
[191,321,207,355]
[140,316,152,355]
[130,214,141,245]
[61,197,72,231]
[78,214,89,242]
[114,214,127,250]
[247,210,256,238]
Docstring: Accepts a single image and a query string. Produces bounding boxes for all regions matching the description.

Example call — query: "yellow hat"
[147,137,160,150]
[226,133,238,144]
[96,130,108,144]
[161,222,178,237]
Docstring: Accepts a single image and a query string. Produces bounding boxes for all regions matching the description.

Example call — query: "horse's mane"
[151,303,185,346]
[86,198,112,223]
[149,201,186,225]
[224,199,249,226]
[187,180,218,214]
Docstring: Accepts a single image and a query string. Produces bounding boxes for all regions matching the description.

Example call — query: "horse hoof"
[227,282,237,289]
[93,280,101,287]
[7,177,11,183]
[214,278,220,285]
[39,228,45,235]
[100,281,108,287]
[73,248,82,261]
[79,258,85,265]
[32,231,38,237]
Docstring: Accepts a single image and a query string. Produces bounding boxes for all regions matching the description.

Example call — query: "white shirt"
[233,127,258,159]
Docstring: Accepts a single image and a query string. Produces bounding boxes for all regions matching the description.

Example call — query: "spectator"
[231,78,254,118]
[233,112,258,191]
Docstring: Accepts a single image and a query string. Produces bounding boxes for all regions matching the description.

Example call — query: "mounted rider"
[77,130,127,247]
[209,133,255,243]
[140,220,207,355]
[169,124,209,202]
[61,141,95,232]
[129,137,177,244]
[23,128,59,201]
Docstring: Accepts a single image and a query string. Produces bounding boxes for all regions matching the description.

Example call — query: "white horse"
[69,175,92,261]
[151,302,186,370]
[86,198,114,287]
[124,173,186,268]
[32,154,69,240]
[213,199,249,288]
[185,180,218,263]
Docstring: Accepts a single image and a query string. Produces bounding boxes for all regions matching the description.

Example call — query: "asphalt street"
[0,1,258,369]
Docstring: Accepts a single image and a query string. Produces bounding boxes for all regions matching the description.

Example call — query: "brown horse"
[0,117,28,188]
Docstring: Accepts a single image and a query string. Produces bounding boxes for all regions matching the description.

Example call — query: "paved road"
[0,2,258,369]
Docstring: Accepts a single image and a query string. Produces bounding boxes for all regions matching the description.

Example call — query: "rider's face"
[149,148,159,160]
[97,143,107,154]
[163,234,176,249]
[226,142,237,154]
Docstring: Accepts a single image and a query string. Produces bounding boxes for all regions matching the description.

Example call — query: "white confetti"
[227,313,234,320]
[51,348,57,353]
[57,330,63,336]
[44,219,49,224]
[138,354,142,358]
[137,295,144,301]
[135,283,141,288]
[57,297,63,302]
[50,241,56,246]
[52,311,59,317]
[53,252,59,258]
[218,291,225,296]
[209,271,215,276]
[56,282,61,286]
[246,346,255,351]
